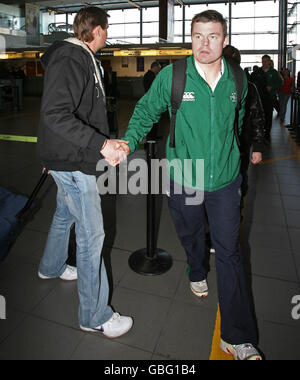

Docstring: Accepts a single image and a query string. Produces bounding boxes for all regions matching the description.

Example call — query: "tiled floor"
[0,97,300,360]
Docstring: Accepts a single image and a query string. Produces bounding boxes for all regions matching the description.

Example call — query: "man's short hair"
[151,61,160,69]
[74,6,109,43]
[191,10,228,37]
[262,54,271,60]
[223,45,241,65]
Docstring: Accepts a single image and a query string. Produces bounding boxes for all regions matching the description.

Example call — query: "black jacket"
[241,81,265,153]
[37,39,109,175]
[143,70,156,93]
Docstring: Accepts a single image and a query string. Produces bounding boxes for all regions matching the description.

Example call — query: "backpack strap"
[169,58,188,148]
[224,57,245,150]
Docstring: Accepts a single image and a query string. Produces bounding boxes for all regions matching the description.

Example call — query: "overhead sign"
[113,49,192,57]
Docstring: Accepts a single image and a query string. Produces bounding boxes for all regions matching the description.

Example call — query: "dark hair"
[223,45,241,65]
[74,6,109,42]
[151,61,160,69]
[262,54,271,60]
[191,10,227,37]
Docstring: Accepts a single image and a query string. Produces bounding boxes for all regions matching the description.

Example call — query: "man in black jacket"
[37,7,133,337]
[223,45,265,196]
[143,61,161,93]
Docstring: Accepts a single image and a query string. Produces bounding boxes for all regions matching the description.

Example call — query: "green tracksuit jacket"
[124,55,248,192]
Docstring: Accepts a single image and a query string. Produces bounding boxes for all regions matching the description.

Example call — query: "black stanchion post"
[296,93,300,143]
[128,141,173,276]
[290,92,298,136]
[287,92,295,130]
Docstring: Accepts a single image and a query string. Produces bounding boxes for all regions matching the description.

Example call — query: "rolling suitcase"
[0,171,49,261]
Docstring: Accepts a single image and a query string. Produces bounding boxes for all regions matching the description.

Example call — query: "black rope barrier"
[128,141,173,276]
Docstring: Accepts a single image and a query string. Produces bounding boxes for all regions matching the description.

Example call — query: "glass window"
[254,33,278,50]
[142,7,158,42]
[54,14,66,24]
[254,17,279,33]
[185,3,229,21]
[254,1,279,17]
[231,34,255,51]
[124,23,140,37]
[67,13,76,26]
[231,2,255,18]
[174,20,183,35]
[142,36,159,44]
[143,7,159,22]
[231,18,255,34]
[143,22,159,37]
[122,9,140,23]
[106,8,141,44]
[174,5,183,21]
[185,4,207,20]
[185,20,192,36]
[108,24,124,38]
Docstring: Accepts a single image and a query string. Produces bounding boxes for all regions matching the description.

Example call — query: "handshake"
[100,139,130,167]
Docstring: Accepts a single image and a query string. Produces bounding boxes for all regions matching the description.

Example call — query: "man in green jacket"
[114,10,261,360]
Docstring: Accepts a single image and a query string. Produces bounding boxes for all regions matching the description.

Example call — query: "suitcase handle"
[17,170,49,218]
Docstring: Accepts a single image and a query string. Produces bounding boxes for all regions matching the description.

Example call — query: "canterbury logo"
[182,92,195,101]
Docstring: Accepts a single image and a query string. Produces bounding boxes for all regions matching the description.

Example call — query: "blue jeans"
[168,176,258,345]
[39,171,113,328]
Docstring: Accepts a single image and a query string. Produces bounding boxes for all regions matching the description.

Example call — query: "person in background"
[104,66,118,98]
[12,66,26,79]
[251,55,282,143]
[143,61,162,141]
[278,68,294,126]
[223,45,265,199]
[0,62,14,82]
[143,61,161,93]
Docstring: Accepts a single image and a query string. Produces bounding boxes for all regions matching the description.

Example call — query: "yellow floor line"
[280,123,300,164]
[0,134,37,143]
[259,154,296,165]
[209,306,234,360]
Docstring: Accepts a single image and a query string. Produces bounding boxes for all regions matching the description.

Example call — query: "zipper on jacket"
[209,91,215,191]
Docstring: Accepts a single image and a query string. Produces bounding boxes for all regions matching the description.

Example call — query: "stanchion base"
[129,249,173,276]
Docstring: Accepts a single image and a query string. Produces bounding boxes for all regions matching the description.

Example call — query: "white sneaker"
[38,265,77,281]
[220,339,262,360]
[80,312,133,338]
[190,280,209,298]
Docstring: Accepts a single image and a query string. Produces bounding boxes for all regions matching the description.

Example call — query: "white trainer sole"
[80,319,133,339]
[220,339,262,361]
[38,272,77,281]
[190,286,208,298]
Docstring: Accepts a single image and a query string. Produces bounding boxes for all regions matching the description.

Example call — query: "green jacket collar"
[186,55,231,83]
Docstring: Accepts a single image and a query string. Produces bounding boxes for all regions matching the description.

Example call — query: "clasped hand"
[100,139,130,167]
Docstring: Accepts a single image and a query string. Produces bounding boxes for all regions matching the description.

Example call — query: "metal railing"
[286,89,300,144]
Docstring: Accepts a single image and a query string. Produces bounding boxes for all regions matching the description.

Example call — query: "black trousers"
[167,176,258,345]
[263,100,274,139]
